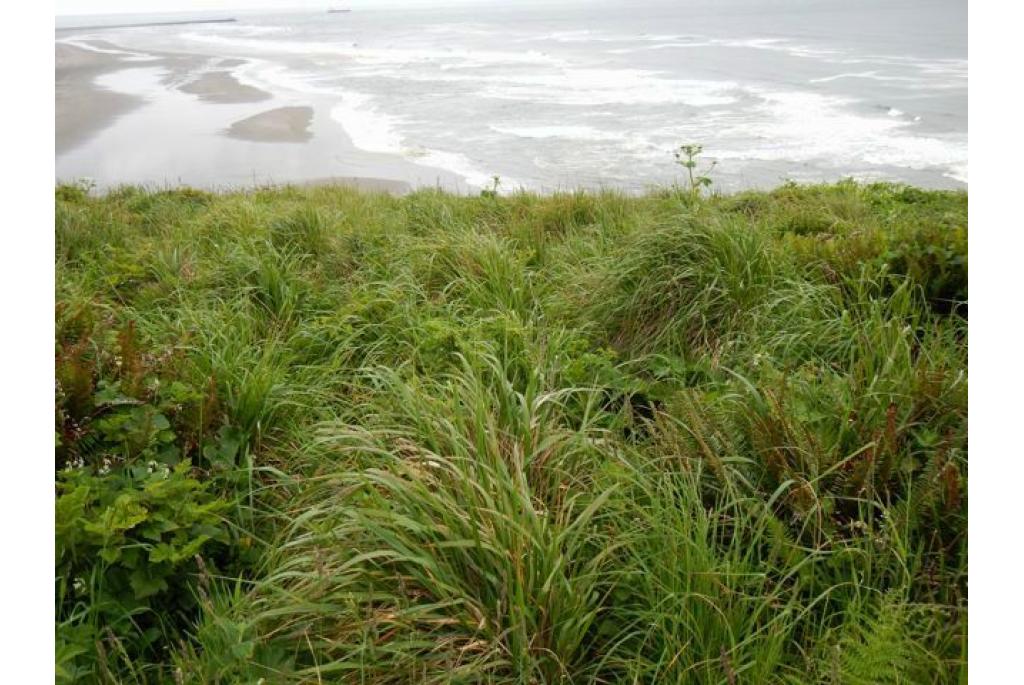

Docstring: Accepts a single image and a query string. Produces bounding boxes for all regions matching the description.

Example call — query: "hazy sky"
[55,0,514,16]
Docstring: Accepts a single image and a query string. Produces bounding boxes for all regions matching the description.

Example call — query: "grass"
[55,179,967,683]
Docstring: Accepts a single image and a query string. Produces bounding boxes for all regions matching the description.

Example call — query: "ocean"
[55,0,967,192]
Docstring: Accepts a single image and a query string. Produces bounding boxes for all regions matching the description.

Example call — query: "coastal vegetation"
[55,179,967,683]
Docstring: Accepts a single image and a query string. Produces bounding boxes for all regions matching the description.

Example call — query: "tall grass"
[55,181,967,683]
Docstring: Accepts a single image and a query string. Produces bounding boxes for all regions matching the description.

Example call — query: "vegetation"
[55,179,967,683]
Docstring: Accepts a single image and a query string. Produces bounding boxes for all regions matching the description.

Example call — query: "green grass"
[55,179,967,683]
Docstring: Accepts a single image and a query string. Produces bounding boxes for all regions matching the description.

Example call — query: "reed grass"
[55,180,967,683]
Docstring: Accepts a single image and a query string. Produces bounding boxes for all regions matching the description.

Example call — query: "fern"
[825,593,938,684]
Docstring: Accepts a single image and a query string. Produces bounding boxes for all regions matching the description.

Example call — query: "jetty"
[57,17,238,32]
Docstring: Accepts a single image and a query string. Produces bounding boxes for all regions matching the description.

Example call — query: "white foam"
[412,148,499,189]
[490,125,623,141]
[58,38,159,62]
[945,163,968,184]
[531,30,596,43]
[420,23,494,37]
[480,68,738,106]
[321,62,738,108]
[178,32,563,68]
[713,37,841,60]
[329,92,501,189]
[809,71,918,84]
[608,41,714,54]
[330,92,405,155]
[536,31,693,44]
[230,60,338,97]
[712,89,967,179]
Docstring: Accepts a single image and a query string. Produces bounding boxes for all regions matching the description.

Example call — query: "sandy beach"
[55,34,466,193]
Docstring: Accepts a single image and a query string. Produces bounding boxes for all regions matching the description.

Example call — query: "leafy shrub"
[56,463,229,680]
[880,223,967,313]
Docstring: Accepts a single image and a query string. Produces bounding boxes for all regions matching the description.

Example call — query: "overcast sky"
[55,0,524,16]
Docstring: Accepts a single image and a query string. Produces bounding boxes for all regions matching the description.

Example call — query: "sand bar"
[226,106,315,143]
[180,71,271,104]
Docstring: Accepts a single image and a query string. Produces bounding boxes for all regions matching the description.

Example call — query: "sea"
[56,0,968,193]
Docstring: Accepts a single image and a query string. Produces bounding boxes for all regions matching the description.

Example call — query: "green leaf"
[129,567,169,600]
[203,425,243,470]
[83,495,147,537]
[93,381,138,407]
[148,542,176,563]
[99,546,122,564]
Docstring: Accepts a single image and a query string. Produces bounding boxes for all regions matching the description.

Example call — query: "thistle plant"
[674,143,717,200]
[480,174,502,198]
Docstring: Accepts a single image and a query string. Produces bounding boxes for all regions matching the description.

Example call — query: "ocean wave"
[479,69,738,106]
[230,60,339,97]
[809,71,920,84]
[329,92,499,189]
[330,92,404,154]
[607,40,715,54]
[178,32,563,68]
[490,125,624,141]
[711,89,967,179]
[945,163,968,184]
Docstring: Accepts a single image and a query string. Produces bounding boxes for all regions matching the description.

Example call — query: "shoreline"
[55,33,967,196]
[56,37,474,193]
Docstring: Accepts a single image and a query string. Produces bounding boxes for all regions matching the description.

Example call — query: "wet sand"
[226,106,314,143]
[179,71,271,104]
[56,40,210,155]
[56,44,144,153]
[56,40,269,153]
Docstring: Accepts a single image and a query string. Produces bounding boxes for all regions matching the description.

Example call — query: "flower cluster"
[146,460,172,478]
